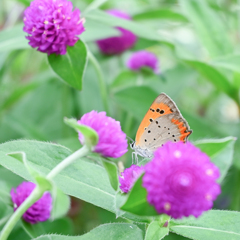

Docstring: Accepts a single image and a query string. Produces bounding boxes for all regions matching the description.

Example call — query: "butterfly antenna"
[126,136,134,143]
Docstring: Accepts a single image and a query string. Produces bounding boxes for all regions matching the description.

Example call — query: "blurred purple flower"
[143,141,221,219]
[78,111,128,158]
[119,165,144,193]
[127,50,160,74]
[23,0,85,55]
[11,182,52,224]
[96,9,137,55]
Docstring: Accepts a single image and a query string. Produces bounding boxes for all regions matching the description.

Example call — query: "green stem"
[47,145,89,180]
[88,51,110,115]
[0,145,90,240]
[0,187,44,240]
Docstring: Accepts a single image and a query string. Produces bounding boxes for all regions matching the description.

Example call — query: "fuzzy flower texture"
[23,0,85,55]
[127,50,160,74]
[11,182,52,224]
[78,111,128,158]
[143,141,221,219]
[96,10,137,55]
[119,165,144,193]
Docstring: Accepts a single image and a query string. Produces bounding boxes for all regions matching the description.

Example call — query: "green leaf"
[48,40,87,90]
[64,117,98,148]
[145,221,169,240]
[180,0,233,57]
[121,175,158,216]
[133,9,188,22]
[85,9,168,42]
[102,159,119,191]
[194,137,236,182]
[184,60,238,102]
[51,188,70,220]
[22,217,73,238]
[7,151,39,179]
[31,223,144,240]
[0,140,115,213]
[170,210,240,240]
[0,24,30,52]
[211,54,240,73]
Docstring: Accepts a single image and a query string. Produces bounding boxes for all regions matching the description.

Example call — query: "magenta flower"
[126,50,160,74]
[143,142,221,219]
[96,9,137,55]
[11,182,52,224]
[119,165,144,193]
[23,0,85,55]
[78,111,128,158]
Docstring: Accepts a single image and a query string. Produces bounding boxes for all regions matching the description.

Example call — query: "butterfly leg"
[132,152,138,165]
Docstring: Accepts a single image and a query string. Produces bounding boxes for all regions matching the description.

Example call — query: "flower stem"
[47,145,89,180]
[0,187,44,240]
[0,145,90,240]
[88,51,110,115]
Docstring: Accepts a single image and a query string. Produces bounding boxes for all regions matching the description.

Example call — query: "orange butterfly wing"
[135,93,191,146]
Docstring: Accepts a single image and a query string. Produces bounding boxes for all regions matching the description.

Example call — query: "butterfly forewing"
[135,93,192,151]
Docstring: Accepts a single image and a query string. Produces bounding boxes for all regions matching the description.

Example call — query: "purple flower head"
[23,0,85,55]
[96,9,137,55]
[78,111,128,158]
[143,141,221,219]
[127,50,160,74]
[11,182,52,224]
[119,165,144,193]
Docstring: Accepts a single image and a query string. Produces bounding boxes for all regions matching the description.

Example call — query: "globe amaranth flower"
[78,111,128,158]
[119,165,144,193]
[126,50,160,74]
[96,9,137,55]
[23,0,85,55]
[142,141,221,219]
[11,182,52,224]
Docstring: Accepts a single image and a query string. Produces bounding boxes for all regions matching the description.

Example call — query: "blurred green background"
[0,0,240,238]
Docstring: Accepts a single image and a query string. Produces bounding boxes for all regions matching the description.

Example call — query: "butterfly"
[131,93,192,160]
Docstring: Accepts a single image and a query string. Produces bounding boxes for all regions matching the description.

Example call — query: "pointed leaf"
[195,137,236,182]
[102,159,119,191]
[48,40,87,90]
[121,175,158,216]
[51,188,70,220]
[64,117,98,148]
[145,221,169,240]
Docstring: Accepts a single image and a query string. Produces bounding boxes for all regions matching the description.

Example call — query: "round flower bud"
[143,141,221,219]
[126,50,160,74]
[11,182,52,224]
[23,0,85,55]
[119,165,144,193]
[78,111,128,158]
[96,9,137,55]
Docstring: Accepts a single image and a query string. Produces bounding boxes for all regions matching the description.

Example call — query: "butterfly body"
[131,93,192,159]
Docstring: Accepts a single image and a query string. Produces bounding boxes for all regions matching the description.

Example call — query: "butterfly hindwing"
[138,113,192,151]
